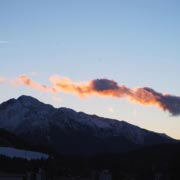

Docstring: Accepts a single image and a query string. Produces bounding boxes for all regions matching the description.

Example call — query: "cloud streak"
[14,75,50,92]
[1,75,180,116]
[49,76,180,116]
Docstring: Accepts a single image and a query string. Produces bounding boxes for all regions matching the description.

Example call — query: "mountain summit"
[0,95,175,155]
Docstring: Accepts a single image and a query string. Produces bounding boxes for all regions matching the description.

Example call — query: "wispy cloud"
[14,75,53,92]
[0,41,9,44]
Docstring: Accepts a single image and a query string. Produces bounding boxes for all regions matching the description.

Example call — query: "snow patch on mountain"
[0,147,49,160]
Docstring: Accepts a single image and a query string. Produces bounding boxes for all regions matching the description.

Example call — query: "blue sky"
[0,0,180,139]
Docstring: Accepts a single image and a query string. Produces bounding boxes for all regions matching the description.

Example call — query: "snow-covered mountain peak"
[18,95,40,103]
[0,95,176,154]
[16,95,54,110]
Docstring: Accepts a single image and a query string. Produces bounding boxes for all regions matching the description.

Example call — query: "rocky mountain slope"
[0,95,175,155]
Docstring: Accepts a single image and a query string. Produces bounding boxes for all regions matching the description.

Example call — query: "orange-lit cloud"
[49,75,91,96]
[15,75,50,92]
[49,76,180,116]
[1,74,180,116]
[49,75,132,98]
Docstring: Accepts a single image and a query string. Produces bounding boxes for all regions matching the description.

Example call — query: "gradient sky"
[0,0,180,139]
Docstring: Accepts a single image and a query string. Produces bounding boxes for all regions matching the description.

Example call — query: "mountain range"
[0,95,177,155]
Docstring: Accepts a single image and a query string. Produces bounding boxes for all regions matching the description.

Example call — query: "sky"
[0,0,180,139]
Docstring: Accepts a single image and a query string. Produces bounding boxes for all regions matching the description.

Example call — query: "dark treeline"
[1,143,180,179]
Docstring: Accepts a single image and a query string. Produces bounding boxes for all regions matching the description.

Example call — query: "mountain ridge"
[0,95,177,155]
